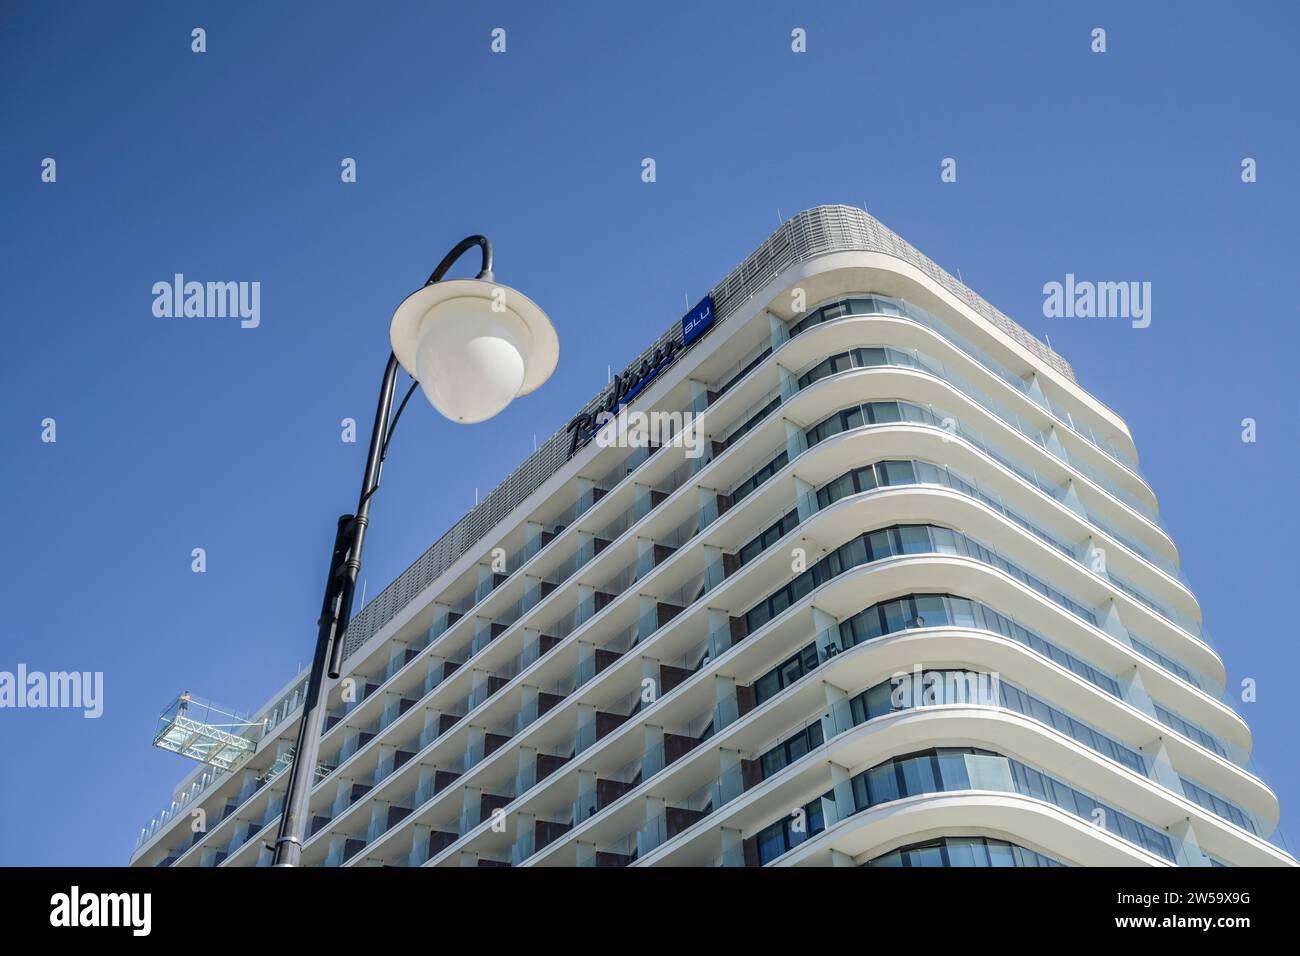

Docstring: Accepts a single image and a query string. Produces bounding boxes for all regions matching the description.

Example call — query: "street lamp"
[271,235,558,867]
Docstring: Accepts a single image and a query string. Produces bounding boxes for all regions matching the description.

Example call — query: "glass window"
[944,838,980,867]
[881,599,911,635]
[786,733,810,765]
[990,841,1019,867]
[767,588,790,620]
[865,762,900,806]
[899,753,938,796]
[870,401,902,424]
[897,524,933,554]
[753,670,780,704]
[929,526,960,555]
[948,596,978,629]
[788,571,814,605]
[936,750,973,790]
[864,682,893,719]
[756,823,786,865]
[806,721,825,749]
[777,656,803,689]
[853,465,878,492]
[760,749,786,778]
[851,774,871,812]
[896,401,925,424]
[912,594,948,628]
[880,459,917,485]
[865,528,893,560]
[910,843,946,867]
[844,606,881,646]
[823,472,854,505]
[839,535,868,571]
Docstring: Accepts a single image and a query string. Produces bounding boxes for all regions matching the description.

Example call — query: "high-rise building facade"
[131,205,1294,868]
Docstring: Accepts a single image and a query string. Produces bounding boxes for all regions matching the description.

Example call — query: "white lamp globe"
[390,278,559,424]
[415,301,526,423]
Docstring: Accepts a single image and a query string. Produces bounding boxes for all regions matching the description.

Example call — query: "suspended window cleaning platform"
[152,693,264,771]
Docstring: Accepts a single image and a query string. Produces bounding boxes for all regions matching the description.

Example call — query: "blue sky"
[1,1,1297,865]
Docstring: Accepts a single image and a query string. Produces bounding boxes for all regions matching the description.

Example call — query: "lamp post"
[271,235,558,867]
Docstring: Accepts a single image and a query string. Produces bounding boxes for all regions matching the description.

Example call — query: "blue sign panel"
[681,294,715,347]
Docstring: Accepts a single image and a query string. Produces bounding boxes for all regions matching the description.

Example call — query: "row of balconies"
[145,433,1230,869]
[263,566,1261,869]
[363,296,1180,671]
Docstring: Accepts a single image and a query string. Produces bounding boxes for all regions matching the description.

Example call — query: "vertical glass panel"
[948,597,978,629]
[754,671,780,704]
[900,401,930,424]
[911,844,946,867]
[777,656,803,689]
[880,460,917,485]
[899,753,938,796]
[866,529,893,560]
[839,535,868,570]
[866,763,900,806]
[897,525,933,554]
[865,682,893,719]
[929,527,960,555]
[913,594,948,627]
[825,473,854,504]
[871,402,902,424]
[851,774,870,812]
[882,599,910,635]
[786,734,809,764]
[944,838,979,867]
[914,461,943,484]
[756,824,785,865]
[937,749,973,790]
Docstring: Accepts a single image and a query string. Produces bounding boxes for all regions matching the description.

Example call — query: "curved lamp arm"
[425,234,493,286]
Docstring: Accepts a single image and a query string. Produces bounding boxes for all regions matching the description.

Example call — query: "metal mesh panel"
[712,206,1075,381]
[341,205,1072,659]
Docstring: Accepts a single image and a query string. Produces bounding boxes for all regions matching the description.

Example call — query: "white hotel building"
[132,205,1294,868]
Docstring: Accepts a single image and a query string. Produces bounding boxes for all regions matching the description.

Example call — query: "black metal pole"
[271,235,493,867]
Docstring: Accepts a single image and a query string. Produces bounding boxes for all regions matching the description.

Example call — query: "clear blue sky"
[2,1,1296,865]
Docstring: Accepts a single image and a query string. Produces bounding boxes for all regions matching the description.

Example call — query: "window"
[753,643,820,706]
[865,837,1065,868]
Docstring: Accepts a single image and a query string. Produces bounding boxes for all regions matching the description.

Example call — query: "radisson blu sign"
[565,294,716,458]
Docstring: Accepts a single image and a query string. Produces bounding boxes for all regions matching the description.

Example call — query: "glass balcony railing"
[795,342,1159,524]
[784,294,1145,478]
